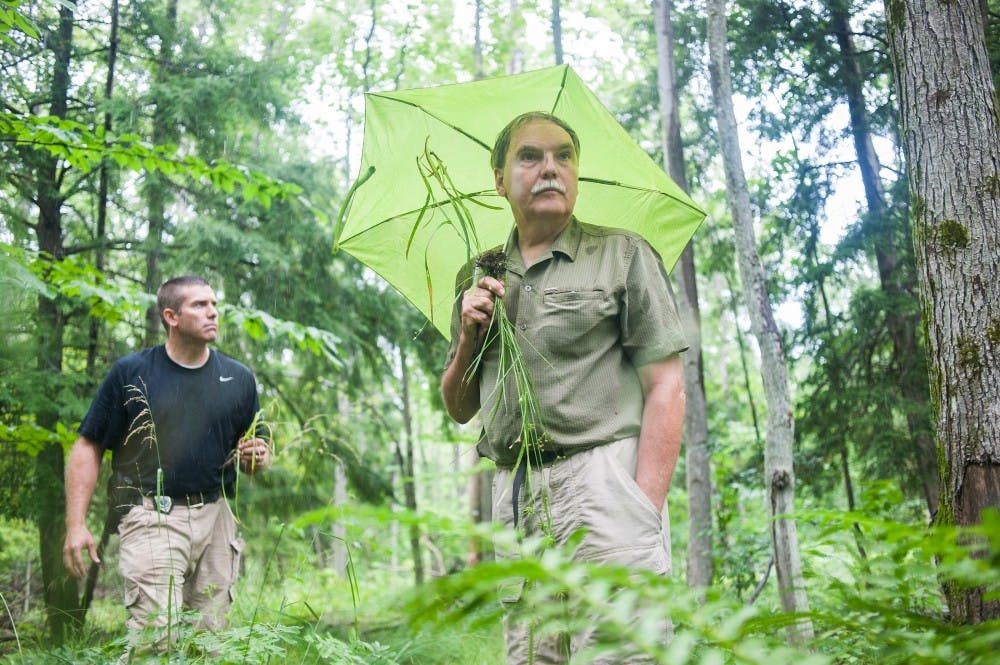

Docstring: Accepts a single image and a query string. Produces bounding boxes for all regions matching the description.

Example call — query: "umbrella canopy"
[336,64,706,340]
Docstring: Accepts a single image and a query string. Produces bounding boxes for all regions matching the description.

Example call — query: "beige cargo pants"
[117,497,243,648]
[493,437,672,665]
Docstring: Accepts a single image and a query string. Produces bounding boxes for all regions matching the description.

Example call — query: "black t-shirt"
[79,345,260,496]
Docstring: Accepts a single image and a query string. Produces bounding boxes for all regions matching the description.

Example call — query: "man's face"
[166,284,218,343]
[494,120,579,226]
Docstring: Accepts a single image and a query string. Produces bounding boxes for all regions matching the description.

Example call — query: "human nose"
[207,303,218,318]
[540,151,557,175]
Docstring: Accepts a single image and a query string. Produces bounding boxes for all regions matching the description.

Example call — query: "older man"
[64,275,271,647]
[441,112,687,664]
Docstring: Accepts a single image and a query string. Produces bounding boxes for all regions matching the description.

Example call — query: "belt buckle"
[153,495,173,514]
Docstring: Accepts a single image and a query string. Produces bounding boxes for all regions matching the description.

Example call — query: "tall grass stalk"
[411,144,554,541]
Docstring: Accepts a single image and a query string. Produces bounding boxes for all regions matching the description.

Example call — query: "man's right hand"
[460,275,505,344]
[63,524,100,578]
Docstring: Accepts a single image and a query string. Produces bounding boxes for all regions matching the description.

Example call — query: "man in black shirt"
[63,275,271,641]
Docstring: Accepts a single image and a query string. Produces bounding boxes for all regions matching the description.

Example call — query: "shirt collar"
[503,217,582,276]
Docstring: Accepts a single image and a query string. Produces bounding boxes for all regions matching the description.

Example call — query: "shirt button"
[524,284,533,292]
[518,323,527,331]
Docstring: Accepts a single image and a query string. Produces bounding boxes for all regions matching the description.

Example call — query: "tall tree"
[828,0,937,514]
[885,0,1000,623]
[653,0,713,590]
[31,0,83,643]
[86,0,119,378]
[141,0,179,345]
[551,0,563,64]
[706,0,813,639]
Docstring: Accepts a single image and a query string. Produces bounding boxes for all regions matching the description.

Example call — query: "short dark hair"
[157,275,211,331]
[490,112,581,172]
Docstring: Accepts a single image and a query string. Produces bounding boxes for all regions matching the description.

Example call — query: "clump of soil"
[476,248,507,280]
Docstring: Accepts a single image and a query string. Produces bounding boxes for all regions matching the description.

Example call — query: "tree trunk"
[829,0,938,515]
[653,0,713,590]
[34,0,84,644]
[87,0,119,378]
[551,0,563,65]
[508,0,523,74]
[398,346,424,584]
[885,0,1000,623]
[333,394,350,577]
[474,0,484,79]
[143,0,179,344]
[706,0,813,640]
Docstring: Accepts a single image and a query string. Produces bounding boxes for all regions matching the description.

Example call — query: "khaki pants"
[117,497,243,644]
[493,438,672,665]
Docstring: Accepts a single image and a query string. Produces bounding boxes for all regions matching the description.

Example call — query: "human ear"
[494,168,506,197]
[162,308,179,328]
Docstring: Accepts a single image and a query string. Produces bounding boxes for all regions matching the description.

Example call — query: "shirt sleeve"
[620,238,688,367]
[78,362,127,451]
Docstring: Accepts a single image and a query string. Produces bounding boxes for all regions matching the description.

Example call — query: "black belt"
[138,490,221,514]
[511,449,564,529]
[168,490,220,506]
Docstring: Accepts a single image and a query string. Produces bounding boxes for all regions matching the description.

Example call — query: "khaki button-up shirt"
[446,219,687,467]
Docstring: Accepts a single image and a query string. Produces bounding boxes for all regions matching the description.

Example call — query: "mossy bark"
[886,0,1000,623]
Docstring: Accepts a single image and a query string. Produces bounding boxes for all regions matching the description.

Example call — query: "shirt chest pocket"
[537,289,618,351]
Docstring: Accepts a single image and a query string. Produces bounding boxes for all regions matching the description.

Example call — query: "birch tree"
[885,0,1000,623]
[653,0,713,590]
[706,0,813,638]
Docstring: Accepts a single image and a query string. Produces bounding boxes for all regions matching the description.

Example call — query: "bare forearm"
[64,436,104,576]
[635,356,686,511]
[65,437,102,528]
[441,333,481,423]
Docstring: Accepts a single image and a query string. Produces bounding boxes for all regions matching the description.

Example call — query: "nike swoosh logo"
[219,376,234,382]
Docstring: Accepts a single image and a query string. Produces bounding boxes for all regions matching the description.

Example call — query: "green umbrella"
[335,64,706,339]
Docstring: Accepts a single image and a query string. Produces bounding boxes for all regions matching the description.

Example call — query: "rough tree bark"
[885,0,1000,623]
[653,0,713,590]
[706,0,813,640]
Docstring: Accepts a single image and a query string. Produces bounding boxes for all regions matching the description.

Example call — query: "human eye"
[518,148,541,162]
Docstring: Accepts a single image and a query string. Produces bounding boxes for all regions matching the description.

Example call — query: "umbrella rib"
[578,177,707,216]
[550,65,569,114]
[337,189,500,246]
[368,93,493,152]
